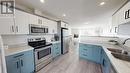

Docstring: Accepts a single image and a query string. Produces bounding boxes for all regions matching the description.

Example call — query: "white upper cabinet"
[14,9,29,34]
[0,17,15,34]
[125,2,130,23]
[112,11,119,27]
[28,14,38,24]
[61,22,68,28]
[113,1,130,26]
[46,19,57,34]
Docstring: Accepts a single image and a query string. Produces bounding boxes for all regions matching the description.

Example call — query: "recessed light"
[40,0,45,3]
[62,14,66,17]
[100,2,105,6]
[84,22,89,24]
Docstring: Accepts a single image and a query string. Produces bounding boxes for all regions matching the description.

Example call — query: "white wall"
[2,35,54,46]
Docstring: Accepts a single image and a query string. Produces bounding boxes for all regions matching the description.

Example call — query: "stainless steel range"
[28,37,52,72]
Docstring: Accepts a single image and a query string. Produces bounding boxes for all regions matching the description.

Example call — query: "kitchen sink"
[107,48,130,62]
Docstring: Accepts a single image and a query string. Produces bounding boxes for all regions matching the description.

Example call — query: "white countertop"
[80,41,130,73]
[5,44,34,56]
[51,41,61,44]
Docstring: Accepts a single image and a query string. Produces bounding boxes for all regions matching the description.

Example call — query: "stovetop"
[28,41,52,49]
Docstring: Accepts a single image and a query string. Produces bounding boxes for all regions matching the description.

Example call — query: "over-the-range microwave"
[29,24,48,34]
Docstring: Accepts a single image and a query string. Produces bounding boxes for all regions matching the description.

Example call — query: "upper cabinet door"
[125,2,130,23]
[28,14,38,24]
[0,17,15,34]
[15,10,29,34]
[47,19,57,34]
[61,22,68,28]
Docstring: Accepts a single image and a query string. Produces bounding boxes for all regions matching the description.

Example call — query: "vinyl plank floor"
[37,43,102,73]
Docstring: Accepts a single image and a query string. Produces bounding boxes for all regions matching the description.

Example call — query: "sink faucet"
[122,38,130,45]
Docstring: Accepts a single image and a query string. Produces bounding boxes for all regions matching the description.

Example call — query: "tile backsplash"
[2,34,54,46]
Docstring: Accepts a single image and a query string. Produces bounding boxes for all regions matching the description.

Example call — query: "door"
[6,56,21,73]
[15,9,29,34]
[28,14,38,24]
[20,50,34,73]
[62,36,69,54]
[0,17,15,34]
[91,45,102,63]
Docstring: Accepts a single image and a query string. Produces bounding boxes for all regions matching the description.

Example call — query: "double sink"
[107,48,130,62]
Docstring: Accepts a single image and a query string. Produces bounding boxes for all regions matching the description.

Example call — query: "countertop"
[4,44,34,56]
[51,41,61,44]
[80,41,130,73]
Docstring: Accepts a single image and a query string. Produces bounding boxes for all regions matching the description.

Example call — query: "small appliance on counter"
[28,37,52,72]
[54,34,60,41]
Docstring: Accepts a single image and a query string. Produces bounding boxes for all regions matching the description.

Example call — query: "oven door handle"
[35,46,51,51]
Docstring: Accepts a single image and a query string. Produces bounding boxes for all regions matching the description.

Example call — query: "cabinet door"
[28,14,38,24]
[20,50,34,73]
[79,44,91,59]
[102,52,111,73]
[125,2,130,23]
[91,45,102,63]
[6,55,21,73]
[0,17,15,34]
[47,20,57,34]
[15,9,29,34]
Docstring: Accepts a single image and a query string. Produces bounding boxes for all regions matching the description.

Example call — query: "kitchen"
[0,0,130,73]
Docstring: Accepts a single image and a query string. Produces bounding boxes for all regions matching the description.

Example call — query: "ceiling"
[15,0,127,27]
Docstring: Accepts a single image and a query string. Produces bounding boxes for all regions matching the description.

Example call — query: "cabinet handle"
[11,25,14,32]
[83,49,87,51]
[83,54,87,56]
[20,60,23,67]
[114,27,118,33]
[128,9,130,18]
[125,11,129,19]
[16,61,19,69]
[16,26,18,32]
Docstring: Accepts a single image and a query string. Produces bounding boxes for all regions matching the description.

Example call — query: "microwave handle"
[128,9,130,18]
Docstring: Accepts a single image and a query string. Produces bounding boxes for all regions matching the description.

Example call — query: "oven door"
[35,46,52,65]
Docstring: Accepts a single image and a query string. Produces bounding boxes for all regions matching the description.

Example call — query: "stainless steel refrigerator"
[61,28,70,54]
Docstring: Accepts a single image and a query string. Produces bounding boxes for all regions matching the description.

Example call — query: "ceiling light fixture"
[100,2,105,6]
[84,22,89,24]
[40,0,45,3]
[62,14,66,17]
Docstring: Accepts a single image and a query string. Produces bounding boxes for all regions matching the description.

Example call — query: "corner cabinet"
[52,42,61,59]
[79,43,102,63]
[6,50,35,73]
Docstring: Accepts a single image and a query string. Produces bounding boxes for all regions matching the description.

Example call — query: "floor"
[37,39,102,73]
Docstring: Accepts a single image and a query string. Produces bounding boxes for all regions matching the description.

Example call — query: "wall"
[80,36,118,43]
[1,35,54,46]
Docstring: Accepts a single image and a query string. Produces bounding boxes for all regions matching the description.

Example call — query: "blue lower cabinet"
[52,42,61,58]
[79,43,102,63]
[102,51,111,73]
[6,50,35,73]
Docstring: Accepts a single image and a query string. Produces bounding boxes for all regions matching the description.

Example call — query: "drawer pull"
[83,49,88,51]
[14,54,24,58]
[83,54,87,56]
